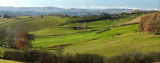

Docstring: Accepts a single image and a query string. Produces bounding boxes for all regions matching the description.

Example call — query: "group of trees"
[0,27,34,50]
[1,13,18,18]
[40,15,44,19]
[48,14,69,17]
[14,31,34,50]
[1,13,9,18]
[139,12,160,34]
[71,13,111,23]
[76,22,88,32]
[130,10,157,14]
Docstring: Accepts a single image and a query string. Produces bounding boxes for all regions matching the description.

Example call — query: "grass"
[32,16,139,48]
[0,18,17,24]
[0,59,23,63]
[63,24,160,57]
[0,13,159,59]
[64,33,160,57]
[61,14,138,30]
[33,24,160,57]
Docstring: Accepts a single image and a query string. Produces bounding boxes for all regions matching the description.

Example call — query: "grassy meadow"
[0,12,159,62]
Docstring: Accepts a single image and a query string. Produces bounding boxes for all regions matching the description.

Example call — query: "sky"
[0,0,159,10]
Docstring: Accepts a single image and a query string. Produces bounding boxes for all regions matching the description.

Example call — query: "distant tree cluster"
[0,27,34,50]
[2,13,9,18]
[48,14,69,17]
[130,10,157,14]
[40,15,44,19]
[71,13,111,23]
[1,13,18,18]
[139,12,160,34]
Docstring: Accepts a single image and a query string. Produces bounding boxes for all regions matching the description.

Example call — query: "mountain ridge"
[0,6,134,16]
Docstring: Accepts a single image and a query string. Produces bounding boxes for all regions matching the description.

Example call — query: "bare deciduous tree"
[14,31,34,50]
[40,15,44,19]
[83,22,88,32]
[2,13,8,18]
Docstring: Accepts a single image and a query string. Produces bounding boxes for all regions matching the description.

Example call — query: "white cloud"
[77,6,140,10]
[76,6,160,11]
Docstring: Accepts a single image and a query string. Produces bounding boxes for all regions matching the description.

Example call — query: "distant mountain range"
[0,6,135,16]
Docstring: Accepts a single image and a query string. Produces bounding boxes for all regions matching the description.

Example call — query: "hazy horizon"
[0,0,159,10]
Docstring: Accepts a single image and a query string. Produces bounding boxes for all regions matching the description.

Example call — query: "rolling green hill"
[0,12,159,59]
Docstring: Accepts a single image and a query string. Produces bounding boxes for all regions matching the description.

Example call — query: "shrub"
[24,50,43,62]
[106,52,153,63]
[38,53,60,63]
[139,12,160,34]
[74,54,104,63]
[3,50,104,63]
[3,51,25,61]
[149,52,160,62]
[0,51,1,59]
[56,46,64,56]
[3,50,160,63]
[2,13,9,18]
[3,50,54,62]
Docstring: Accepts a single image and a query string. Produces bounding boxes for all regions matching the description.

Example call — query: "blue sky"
[0,0,159,10]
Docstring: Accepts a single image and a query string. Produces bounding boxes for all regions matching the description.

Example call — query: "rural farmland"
[0,0,160,63]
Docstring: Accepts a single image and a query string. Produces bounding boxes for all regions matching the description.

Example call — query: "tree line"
[1,50,160,63]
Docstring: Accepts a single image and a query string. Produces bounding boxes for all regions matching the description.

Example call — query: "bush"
[3,50,160,63]
[0,51,1,59]
[106,52,153,63]
[3,50,55,62]
[3,51,25,61]
[24,50,43,62]
[149,52,160,62]
[38,53,104,63]
[38,54,60,63]
[74,54,104,63]
[139,12,160,34]
[3,50,104,63]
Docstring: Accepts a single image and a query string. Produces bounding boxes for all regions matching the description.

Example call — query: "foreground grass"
[0,59,23,63]
[32,24,160,57]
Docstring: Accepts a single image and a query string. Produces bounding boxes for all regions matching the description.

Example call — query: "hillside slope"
[0,13,159,58]
[0,59,23,63]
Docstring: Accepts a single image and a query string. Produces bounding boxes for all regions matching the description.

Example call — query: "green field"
[0,13,159,61]
[0,59,23,63]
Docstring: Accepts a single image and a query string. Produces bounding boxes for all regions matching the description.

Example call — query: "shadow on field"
[48,44,72,48]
